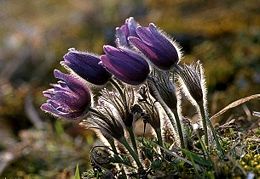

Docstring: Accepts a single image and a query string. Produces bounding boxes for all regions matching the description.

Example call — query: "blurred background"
[0,0,259,178]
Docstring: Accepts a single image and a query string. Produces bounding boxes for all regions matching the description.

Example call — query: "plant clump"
[41,17,260,178]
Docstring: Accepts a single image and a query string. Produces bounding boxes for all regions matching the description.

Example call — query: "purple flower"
[62,49,111,85]
[115,17,139,47]
[129,23,180,70]
[101,45,150,85]
[41,69,91,120]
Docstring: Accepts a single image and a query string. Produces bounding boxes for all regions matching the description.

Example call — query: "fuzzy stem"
[208,120,224,157]
[120,137,143,170]
[148,79,185,149]
[198,102,224,157]
[195,130,210,159]
[172,109,186,149]
[155,128,163,147]
[198,104,209,148]
[127,127,138,153]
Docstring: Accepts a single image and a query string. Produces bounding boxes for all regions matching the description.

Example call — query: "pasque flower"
[99,87,138,151]
[178,61,224,155]
[115,17,139,47]
[61,49,111,85]
[41,69,91,120]
[129,23,181,70]
[101,45,150,85]
[177,61,211,147]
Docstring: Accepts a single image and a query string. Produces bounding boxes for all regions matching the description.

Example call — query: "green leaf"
[182,149,212,167]
[74,164,80,179]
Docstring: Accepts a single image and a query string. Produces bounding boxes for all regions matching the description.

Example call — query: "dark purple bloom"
[101,45,150,85]
[41,69,91,120]
[115,17,139,47]
[129,23,180,70]
[62,49,111,85]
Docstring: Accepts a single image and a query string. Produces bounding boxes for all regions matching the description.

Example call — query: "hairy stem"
[172,109,186,149]
[198,102,224,157]
[127,127,138,153]
[147,79,185,149]
[155,128,163,147]
[120,137,143,170]
[198,104,209,148]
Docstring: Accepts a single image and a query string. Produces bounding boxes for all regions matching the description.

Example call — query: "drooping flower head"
[101,45,150,85]
[61,49,111,85]
[129,23,181,70]
[100,86,136,128]
[138,86,161,130]
[81,100,125,141]
[41,69,91,120]
[177,61,206,106]
[115,17,139,47]
[149,69,178,111]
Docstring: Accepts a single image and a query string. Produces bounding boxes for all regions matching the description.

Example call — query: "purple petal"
[103,45,130,60]
[101,49,149,85]
[128,37,158,60]
[53,69,90,97]
[135,26,154,46]
[126,17,138,37]
[43,89,54,98]
[41,103,62,117]
[41,103,82,120]
[148,23,178,58]
[50,92,82,109]
[51,83,70,93]
[115,26,128,46]
[115,17,139,47]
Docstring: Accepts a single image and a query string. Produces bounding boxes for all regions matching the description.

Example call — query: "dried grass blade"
[210,94,260,123]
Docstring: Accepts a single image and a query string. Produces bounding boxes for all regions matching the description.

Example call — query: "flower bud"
[101,45,150,85]
[62,49,111,85]
[129,23,181,70]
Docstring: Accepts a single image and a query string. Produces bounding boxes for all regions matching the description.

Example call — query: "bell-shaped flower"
[115,17,139,47]
[129,23,181,70]
[101,45,150,85]
[61,49,111,85]
[41,69,91,120]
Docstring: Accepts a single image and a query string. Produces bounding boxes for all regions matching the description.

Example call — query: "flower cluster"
[41,17,224,178]
[41,17,182,120]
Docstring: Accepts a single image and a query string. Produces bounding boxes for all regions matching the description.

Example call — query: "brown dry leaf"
[210,94,260,124]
